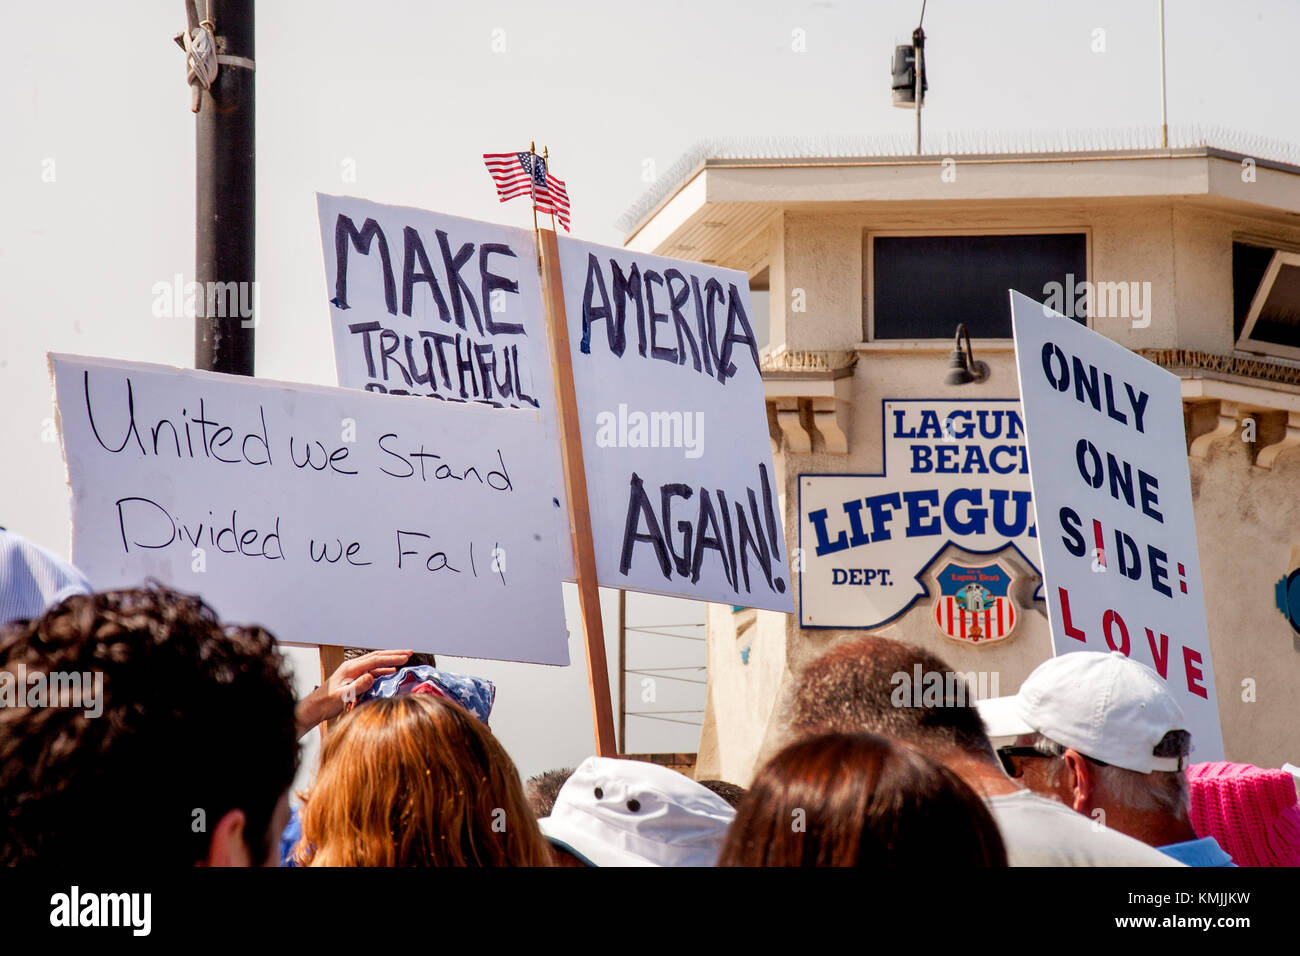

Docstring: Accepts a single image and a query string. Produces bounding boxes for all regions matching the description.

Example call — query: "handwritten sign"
[51,354,569,665]
[317,194,555,411]
[800,399,1042,629]
[556,237,794,613]
[1010,290,1224,759]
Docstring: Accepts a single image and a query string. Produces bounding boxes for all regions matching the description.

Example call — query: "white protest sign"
[1009,290,1224,760]
[51,353,569,665]
[317,193,554,410]
[316,193,574,580]
[800,399,1042,629]
[556,237,794,613]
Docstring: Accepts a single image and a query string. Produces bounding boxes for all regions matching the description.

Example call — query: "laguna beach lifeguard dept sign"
[799,399,1043,637]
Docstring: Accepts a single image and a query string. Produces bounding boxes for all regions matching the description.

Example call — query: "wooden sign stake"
[538,226,618,756]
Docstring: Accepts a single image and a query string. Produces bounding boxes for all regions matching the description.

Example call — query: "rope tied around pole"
[173,5,256,114]
[184,21,219,92]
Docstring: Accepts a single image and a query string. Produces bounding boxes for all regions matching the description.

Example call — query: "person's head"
[698,779,748,809]
[526,768,575,818]
[539,757,736,866]
[294,693,549,866]
[978,651,1193,841]
[789,636,997,764]
[0,585,298,867]
[718,732,1007,867]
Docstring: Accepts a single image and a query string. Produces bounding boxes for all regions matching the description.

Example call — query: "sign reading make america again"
[799,399,1043,630]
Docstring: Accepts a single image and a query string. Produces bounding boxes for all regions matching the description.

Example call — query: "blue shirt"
[0,530,91,625]
[1159,836,1237,867]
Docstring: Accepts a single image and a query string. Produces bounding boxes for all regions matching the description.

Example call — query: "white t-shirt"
[986,790,1186,866]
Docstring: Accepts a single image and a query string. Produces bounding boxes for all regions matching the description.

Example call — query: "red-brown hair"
[294,694,549,866]
[718,732,1007,867]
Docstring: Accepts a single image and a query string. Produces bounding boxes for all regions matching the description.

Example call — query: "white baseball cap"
[976,651,1190,773]
[538,756,736,866]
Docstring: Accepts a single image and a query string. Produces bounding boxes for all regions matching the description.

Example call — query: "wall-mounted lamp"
[944,324,989,385]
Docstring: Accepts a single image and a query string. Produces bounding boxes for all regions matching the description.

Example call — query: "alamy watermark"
[151,274,259,327]
[890,666,999,707]
[1042,273,1152,328]
[1,664,102,718]
[594,403,704,459]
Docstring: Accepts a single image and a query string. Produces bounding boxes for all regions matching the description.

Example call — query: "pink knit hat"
[1187,762,1300,867]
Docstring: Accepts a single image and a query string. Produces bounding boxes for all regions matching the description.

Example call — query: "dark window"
[1233,242,1274,340]
[870,234,1087,339]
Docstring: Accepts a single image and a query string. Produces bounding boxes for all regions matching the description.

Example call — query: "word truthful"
[890,665,1000,708]
[621,462,785,595]
[50,886,151,937]
[578,254,759,385]
[1041,273,1152,327]
[346,323,539,408]
[1039,342,1151,433]
[0,664,102,718]
[1055,585,1210,698]
[594,404,704,460]
[809,488,1037,557]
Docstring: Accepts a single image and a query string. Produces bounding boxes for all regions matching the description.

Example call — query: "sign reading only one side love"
[1011,290,1223,759]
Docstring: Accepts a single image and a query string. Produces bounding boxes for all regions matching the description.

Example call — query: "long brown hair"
[294,694,550,866]
[718,732,1007,867]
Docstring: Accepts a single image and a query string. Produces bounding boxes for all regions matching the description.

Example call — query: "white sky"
[4,0,1299,780]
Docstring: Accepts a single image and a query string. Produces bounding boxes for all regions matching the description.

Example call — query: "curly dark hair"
[0,585,299,866]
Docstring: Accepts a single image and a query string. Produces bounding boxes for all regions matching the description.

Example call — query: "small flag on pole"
[483,150,571,231]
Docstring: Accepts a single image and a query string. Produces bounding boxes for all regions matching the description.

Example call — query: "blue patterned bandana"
[358,665,496,725]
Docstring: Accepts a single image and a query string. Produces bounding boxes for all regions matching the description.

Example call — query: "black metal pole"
[195,0,255,375]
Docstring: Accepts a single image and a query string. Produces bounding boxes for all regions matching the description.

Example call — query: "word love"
[1056,585,1210,699]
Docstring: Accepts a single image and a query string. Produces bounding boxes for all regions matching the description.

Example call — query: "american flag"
[483,151,571,231]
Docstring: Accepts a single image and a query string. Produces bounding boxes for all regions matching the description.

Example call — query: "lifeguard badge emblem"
[932,562,1017,645]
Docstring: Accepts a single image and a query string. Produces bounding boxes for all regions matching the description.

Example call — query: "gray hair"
[1031,733,1189,819]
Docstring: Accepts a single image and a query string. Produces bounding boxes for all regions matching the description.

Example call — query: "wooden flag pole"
[537,225,617,756]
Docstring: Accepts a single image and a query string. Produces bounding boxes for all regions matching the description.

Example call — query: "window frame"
[864,226,1094,344]
[1236,249,1300,362]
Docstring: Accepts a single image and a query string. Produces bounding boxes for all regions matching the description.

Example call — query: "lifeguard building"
[622,131,1300,782]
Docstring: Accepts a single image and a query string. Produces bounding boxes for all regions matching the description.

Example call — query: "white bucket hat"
[538,757,735,866]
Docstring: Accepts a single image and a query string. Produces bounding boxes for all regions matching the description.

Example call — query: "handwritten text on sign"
[558,237,794,613]
[317,194,553,411]
[1010,290,1223,759]
[51,354,569,665]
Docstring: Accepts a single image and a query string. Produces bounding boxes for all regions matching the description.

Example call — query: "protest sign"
[556,237,794,613]
[800,399,1042,631]
[51,353,569,665]
[317,194,575,579]
[1009,290,1224,760]
[316,193,555,411]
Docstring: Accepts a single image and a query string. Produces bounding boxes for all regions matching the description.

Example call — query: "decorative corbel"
[1254,410,1300,470]
[1187,400,1239,458]
[774,397,811,454]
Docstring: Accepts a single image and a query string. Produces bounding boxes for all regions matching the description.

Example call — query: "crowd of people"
[2,528,1298,867]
